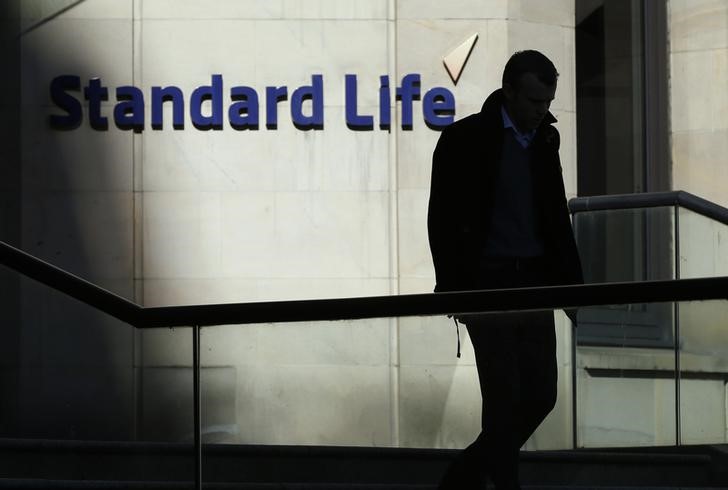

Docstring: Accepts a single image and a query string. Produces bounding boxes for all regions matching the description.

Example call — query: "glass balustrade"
[193,298,728,483]
[0,263,194,486]
[575,301,677,448]
[677,207,728,280]
[677,299,728,445]
[3,203,728,487]
[572,206,675,350]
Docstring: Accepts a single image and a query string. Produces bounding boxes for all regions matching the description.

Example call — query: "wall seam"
[387,0,401,448]
[132,0,144,441]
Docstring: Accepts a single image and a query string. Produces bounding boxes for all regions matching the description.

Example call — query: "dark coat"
[427,88,584,292]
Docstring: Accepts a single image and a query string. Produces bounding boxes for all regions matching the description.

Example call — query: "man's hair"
[502,50,559,90]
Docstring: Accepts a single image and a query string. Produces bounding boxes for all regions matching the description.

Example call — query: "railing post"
[673,205,681,446]
[571,319,578,449]
[193,324,202,489]
[571,213,579,450]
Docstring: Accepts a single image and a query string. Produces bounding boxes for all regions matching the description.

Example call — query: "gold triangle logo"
[443,33,479,85]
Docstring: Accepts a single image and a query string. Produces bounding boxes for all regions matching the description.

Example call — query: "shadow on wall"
[0,0,23,438]
[0,0,142,441]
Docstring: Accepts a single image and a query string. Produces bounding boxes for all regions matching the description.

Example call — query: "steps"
[0,482,725,490]
[1,438,726,489]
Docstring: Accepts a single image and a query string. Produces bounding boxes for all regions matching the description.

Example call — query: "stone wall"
[669,0,728,208]
[10,0,579,448]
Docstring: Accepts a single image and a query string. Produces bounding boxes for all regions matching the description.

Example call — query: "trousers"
[448,256,557,489]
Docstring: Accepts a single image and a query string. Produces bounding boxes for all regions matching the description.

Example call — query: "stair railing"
[1,191,727,489]
[569,190,728,447]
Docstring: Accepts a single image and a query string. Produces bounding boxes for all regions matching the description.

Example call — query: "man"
[427,50,583,489]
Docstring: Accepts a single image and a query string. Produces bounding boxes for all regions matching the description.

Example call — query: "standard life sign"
[49,74,455,131]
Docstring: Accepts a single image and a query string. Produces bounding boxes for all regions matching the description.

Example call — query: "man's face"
[503,72,556,132]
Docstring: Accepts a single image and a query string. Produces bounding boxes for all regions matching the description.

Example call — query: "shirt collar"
[501,105,537,148]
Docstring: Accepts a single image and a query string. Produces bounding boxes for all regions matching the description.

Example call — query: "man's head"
[501,50,559,132]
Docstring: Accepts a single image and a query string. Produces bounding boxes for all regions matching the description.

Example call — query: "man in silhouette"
[427,50,583,489]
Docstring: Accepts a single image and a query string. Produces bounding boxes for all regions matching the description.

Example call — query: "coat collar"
[479,88,557,130]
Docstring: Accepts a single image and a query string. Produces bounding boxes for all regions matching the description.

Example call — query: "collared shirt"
[501,105,536,149]
[482,111,545,258]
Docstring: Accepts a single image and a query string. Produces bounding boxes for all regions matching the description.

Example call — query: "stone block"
[670,50,713,132]
[397,0,507,20]
[142,191,223,279]
[398,364,481,449]
[397,188,431,279]
[669,0,728,52]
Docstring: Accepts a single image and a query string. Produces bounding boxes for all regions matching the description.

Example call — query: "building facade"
[1,0,727,449]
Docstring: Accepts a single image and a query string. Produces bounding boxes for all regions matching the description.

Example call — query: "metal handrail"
[568,190,728,449]
[1,190,725,329]
[0,241,142,325]
[2,238,728,329]
[569,190,728,226]
[3,191,728,489]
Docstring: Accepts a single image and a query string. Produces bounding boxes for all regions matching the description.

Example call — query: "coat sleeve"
[427,128,462,292]
[547,128,585,286]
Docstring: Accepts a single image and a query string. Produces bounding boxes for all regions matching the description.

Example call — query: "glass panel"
[677,210,728,445]
[193,308,562,490]
[575,301,677,448]
[573,206,674,284]
[199,318,398,448]
[0,264,193,486]
[678,299,728,445]
[195,299,726,482]
[198,309,576,485]
[573,207,674,347]
[677,207,728,279]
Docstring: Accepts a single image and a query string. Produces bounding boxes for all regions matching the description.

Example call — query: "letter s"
[49,75,82,129]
